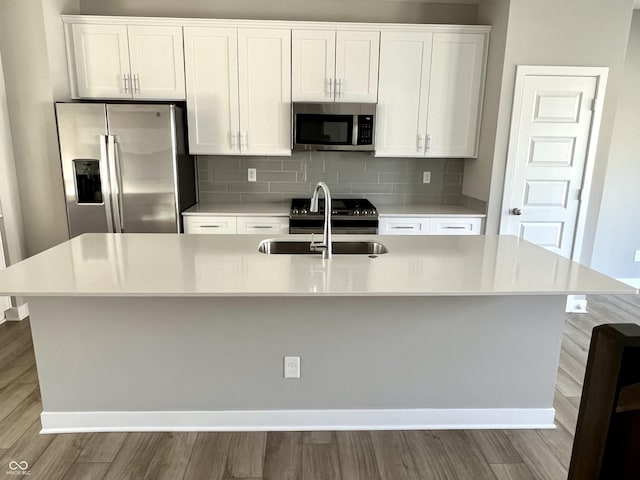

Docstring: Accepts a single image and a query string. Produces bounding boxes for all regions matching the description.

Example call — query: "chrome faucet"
[309,182,332,259]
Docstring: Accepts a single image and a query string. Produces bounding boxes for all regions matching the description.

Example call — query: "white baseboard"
[5,302,29,321]
[40,408,556,434]
[618,278,640,289]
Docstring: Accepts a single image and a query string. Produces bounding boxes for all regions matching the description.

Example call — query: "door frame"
[499,65,609,262]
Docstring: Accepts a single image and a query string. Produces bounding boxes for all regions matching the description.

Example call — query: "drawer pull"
[442,225,468,229]
[390,226,417,229]
[250,225,273,229]
[200,225,222,228]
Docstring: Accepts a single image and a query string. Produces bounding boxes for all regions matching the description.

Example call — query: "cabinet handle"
[442,225,467,230]
[231,132,238,149]
[328,78,333,97]
[417,134,423,152]
[133,73,140,93]
[200,225,222,228]
[390,225,416,230]
[426,134,432,151]
[240,132,248,149]
[250,225,273,229]
[122,74,129,93]
[336,78,342,98]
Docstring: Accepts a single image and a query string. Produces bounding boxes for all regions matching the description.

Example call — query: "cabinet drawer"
[237,216,289,235]
[184,216,237,234]
[379,218,430,235]
[429,217,482,235]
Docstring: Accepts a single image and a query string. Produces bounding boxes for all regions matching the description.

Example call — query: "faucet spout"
[309,182,332,259]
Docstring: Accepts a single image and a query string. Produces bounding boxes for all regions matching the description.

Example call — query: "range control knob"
[354,209,361,215]
[301,208,307,214]
[292,209,299,215]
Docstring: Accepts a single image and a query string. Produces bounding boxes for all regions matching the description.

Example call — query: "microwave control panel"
[357,115,374,145]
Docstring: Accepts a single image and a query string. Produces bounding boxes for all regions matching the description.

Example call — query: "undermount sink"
[258,240,388,255]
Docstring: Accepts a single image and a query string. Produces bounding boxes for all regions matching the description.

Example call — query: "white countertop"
[376,205,485,217]
[0,233,634,297]
[182,202,485,217]
[183,202,290,216]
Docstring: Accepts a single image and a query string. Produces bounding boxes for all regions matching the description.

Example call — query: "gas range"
[289,198,378,234]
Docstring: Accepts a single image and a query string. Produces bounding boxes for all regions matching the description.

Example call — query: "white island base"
[31,294,565,433]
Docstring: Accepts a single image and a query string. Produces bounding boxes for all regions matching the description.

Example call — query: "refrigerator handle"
[99,135,115,233]
[107,135,124,233]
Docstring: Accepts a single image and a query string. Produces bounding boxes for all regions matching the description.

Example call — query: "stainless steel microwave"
[292,103,376,151]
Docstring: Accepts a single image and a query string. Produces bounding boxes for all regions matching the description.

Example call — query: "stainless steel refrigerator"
[55,103,196,237]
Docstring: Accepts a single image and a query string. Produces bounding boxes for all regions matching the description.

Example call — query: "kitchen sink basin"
[258,240,388,255]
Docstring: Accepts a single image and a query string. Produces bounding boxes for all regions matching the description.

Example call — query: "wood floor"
[0,294,638,480]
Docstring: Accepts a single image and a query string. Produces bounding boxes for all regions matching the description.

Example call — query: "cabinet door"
[237,28,291,156]
[426,33,486,157]
[291,30,335,102]
[335,31,380,103]
[184,216,237,234]
[429,217,482,235]
[184,27,240,155]
[71,24,131,99]
[375,32,432,157]
[128,25,185,100]
[237,216,289,234]
[379,217,430,235]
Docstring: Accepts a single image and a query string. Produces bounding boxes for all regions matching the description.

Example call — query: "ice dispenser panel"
[73,159,103,204]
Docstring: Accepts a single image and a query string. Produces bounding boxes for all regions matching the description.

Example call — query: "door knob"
[511,207,523,216]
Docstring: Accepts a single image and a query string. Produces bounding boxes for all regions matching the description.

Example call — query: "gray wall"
[465,0,635,269]
[198,154,465,206]
[591,11,640,280]
[78,0,478,24]
[0,0,80,257]
[463,0,509,210]
[0,51,25,265]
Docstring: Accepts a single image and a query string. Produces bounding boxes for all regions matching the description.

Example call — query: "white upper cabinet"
[292,29,379,103]
[184,27,291,156]
[183,27,239,155]
[376,31,487,158]
[375,32,432,157]
[71,24,131,99]
[238,29,292,156]
[426,33,486,157]
[70,23,185,100]
[127,26,186,100]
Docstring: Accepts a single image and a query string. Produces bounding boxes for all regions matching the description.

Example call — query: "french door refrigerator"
[55,103,196,237]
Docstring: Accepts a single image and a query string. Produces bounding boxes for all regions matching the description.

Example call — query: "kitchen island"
[0,233,634,433]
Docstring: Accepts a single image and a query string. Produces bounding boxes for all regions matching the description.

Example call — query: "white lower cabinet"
[237,216,288,234]
[184,215,288,234]
[379,216,481,235]
[184,216,237,234]
[379,217,430,235]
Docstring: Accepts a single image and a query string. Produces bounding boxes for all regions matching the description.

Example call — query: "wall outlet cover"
[248,168,257,182]
[422,171,431,184]
[634,250,640,262]
[284,356,300,379]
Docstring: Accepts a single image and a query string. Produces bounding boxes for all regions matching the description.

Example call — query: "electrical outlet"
[422,171,431,184]
[634,250,640,262]
[248,168,257,182]
[284,356,300,379]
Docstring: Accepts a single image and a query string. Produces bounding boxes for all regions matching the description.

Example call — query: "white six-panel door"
[128,25,185,100]
[72,24,131,99]
[375,32,432,157]
[291,30,336,102]
[184,27,240,155]
[237,28,291,156]
[502,71,603,258]
[335,31,380,103]
[426,33,485,157]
